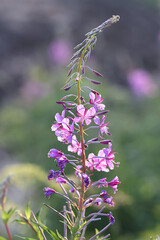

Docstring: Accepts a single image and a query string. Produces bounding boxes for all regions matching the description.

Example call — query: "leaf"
[32,222,59,240]
[35,209,41,222]
[56,230,66,240]
[2,208,16,224]
[25,202,31,220]
[14,219,26,225]
[15,236,37,240]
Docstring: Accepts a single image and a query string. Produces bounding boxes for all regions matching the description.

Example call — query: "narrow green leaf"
[56,230,65,240]
[25,202,31,220]
[15,236,36,240]
[35,209,41,222]
[14,219,26,225]
[32,222,59,240]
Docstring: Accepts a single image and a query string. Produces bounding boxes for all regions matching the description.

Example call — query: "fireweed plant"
[44,15,120,240]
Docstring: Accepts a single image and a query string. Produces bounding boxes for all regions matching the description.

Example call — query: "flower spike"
[44,15,120,239]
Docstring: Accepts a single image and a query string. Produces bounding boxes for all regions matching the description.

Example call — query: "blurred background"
[0,0,160,239]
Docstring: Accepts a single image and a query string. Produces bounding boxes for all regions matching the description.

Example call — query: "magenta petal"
[77,104,85,116]
[55,113,63,122]
[68,145,76,153]
[94,116,100,125]
[56,177,66,184]
[98,103,105,110]
[62,110,65,119]
[74,117,81,123]
[100,140,112,145]
[103,148,109,156]
[85,118,92,125]
[51,123,61,131]
[87,107,96,117]
[107,160,114,170]
[44,187,56,198]
[89,92,95,102]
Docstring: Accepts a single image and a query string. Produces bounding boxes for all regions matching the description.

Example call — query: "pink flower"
[86,143,119,172]
[51,110,65,131]
[94,115,109,138]
[89,92,105,110]
[86,152,110,172]
[74,104,96,126]
[86,153,96,171]
[55,118,74,143]
[68,135,82,156]
[108,176,120,194]
[49,40,72,66]
[99,143,119,171]
[127,69,157,97]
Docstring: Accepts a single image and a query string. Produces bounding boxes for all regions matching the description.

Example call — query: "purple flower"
[68,135,82,156]
[75,165,82,176]
[82,173,90,188]
[100,191,114,207]
[74,104,96,126]
[48,169,61,180]
[69,188,75,193]
[44,187,56,198]
[56,177,66,184]
[103,196,114,207]
[89,92,105,111]
[100,190,109,199]
[48,149,63,158]
[94,197,103,206]
[56,155,69,173]
[108,176,120,194]
[84,198,94,207]
[107,212,115,224]
[97,178,108,188]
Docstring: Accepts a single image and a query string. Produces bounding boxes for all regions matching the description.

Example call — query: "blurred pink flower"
[49,40,72,65]
[127,69,157,97]
[20,81,49,102]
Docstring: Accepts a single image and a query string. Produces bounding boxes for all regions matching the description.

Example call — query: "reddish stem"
[5,224,12,240]
[1,184,13,240]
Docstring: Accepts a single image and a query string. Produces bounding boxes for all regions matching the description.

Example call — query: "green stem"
[72,43,90,239]
[77,44,89,214]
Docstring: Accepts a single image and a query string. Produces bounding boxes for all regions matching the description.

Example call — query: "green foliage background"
[0,66,160,239]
